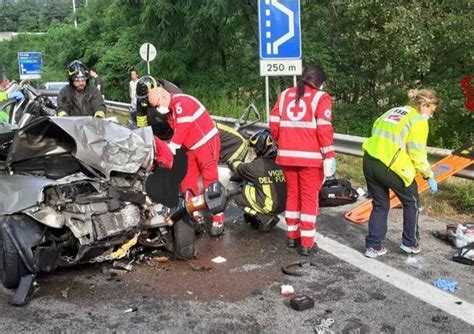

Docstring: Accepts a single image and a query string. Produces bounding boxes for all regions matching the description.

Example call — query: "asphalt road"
[0,202,473,333]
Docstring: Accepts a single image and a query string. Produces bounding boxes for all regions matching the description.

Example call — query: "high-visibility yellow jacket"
[362,105,433,186]
[0,91,8,102]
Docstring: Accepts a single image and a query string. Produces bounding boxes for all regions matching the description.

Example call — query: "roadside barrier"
[106,100,473,180]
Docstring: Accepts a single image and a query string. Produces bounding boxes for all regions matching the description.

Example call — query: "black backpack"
[319,176,359,207]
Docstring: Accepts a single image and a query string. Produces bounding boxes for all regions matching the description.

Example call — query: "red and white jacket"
[167,94,218,151]
[270,86,335,167]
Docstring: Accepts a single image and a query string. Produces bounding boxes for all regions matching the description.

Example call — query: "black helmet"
[249,129,276,157]
[136,75,160,100]
[67,60,88,82]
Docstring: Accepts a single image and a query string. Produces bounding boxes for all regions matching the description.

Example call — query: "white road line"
[275,221,474,326]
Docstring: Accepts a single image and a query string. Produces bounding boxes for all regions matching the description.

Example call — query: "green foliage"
[0,0,472,148]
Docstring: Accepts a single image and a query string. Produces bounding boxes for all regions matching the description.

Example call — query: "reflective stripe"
[300,214,317,223]
[287,224,300,232]
[279,89,290,116]
[269,115,280,122]
[300,230,316,237]
[279,120,317,129]
[321,145,335,154]
[311,91,325,114]
[262,184,274,213]
[288,92,311,97]
[407,142,426,150]
[316,119,332,126]
[285,211,300,219]
[244,184,260,212]
[372,128,406,150]
[189,127,218,150]
[244,207,258,216]
[278,150,323,159]
[176,106,206,123]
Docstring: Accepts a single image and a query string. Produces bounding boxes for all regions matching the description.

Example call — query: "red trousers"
[282,166,324,248]
[181,135,224,224]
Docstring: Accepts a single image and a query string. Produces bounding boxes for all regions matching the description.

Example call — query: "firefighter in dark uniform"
[216,122,249,164]
[230,129,287,232]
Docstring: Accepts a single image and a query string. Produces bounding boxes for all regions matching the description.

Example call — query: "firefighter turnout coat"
[230,157,287,216]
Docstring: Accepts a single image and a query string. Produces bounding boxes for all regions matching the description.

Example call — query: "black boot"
[258,216,280,232]
[297,244,318,256]
[287,238,300,248]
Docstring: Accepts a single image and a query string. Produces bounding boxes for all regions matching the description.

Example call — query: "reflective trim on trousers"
[300,213,317,223]
[285,211,300,219]
[287,224,300,232]
[300,229,316,237]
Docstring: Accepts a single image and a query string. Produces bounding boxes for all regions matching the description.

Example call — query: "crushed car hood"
[6,117,154,178]
[0,175,58,214]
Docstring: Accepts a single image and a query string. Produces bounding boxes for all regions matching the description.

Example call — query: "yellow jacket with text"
[362,105,433,186]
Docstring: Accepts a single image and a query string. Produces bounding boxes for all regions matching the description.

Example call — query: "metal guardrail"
[105,100,473,180]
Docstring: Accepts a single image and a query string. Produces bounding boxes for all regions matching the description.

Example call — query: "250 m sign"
[260,59,302,76]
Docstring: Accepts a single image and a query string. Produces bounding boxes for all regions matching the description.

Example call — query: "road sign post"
[18,52,42,80]
[258,0,302,122]
[139,43,157,75]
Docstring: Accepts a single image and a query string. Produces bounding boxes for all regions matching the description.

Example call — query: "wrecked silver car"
[0,116,200,304]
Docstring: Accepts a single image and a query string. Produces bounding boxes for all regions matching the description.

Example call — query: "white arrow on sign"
[140,43,157,62]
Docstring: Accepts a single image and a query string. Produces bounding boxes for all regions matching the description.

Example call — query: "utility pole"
[72,0,78,29]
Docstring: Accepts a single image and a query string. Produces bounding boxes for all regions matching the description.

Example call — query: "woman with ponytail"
[269,65,336,256]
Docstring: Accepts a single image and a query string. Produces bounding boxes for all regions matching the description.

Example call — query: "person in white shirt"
[129,69,139,111]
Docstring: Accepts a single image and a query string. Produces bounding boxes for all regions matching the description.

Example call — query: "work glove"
[94,110,105,118]
[323,158,336,178]
[428,177,438,194]
[8,91,24,101]
[57,111,68,117]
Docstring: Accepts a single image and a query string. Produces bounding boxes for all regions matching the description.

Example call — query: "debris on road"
[315,318,335,334]
[211,256,227,264]
[433,278,458,293]
[289,295,314,311]
[452,244,474,265]
[124,307,138,313]
[280,284,294,296]
[282,260,317,276]
[61,287,70,299]
[190,264,212,272]
[113,260,134,271]
[405,256,426,270]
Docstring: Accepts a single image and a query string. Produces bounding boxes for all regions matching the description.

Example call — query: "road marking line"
[275,221,474,326]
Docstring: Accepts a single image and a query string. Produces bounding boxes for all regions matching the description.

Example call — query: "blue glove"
[428,177,438,194]
[433,278,457,293]
[8,91,24,101]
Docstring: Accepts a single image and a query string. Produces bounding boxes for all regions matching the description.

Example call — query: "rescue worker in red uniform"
[270,65,336,256]
[135,76,224,236]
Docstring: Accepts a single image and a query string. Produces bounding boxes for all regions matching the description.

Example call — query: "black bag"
[319,176,359,207]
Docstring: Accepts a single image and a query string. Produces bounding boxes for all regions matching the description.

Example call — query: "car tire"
[173,217,196,260]
[0,222,30,289]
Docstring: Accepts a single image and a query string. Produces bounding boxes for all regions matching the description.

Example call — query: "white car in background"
[39,81,68,107]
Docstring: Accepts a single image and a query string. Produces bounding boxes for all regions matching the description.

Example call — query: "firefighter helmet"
[249,129,276,157]
[136,75,160,100]
[67,60,88,82]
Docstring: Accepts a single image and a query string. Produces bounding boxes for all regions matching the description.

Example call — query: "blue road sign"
[18,52,42,80]
[258,0,301,59]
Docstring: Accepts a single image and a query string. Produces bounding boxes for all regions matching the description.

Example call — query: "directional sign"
[140,43,157,62]
[258,0,302,76]
[18,52,42,80]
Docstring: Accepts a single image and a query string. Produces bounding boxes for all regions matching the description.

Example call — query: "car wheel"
[173,217,196,260]
[0,222,30,289]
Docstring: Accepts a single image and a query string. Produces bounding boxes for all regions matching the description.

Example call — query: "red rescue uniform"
[270,86,335,248]
[168,94,223,225]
